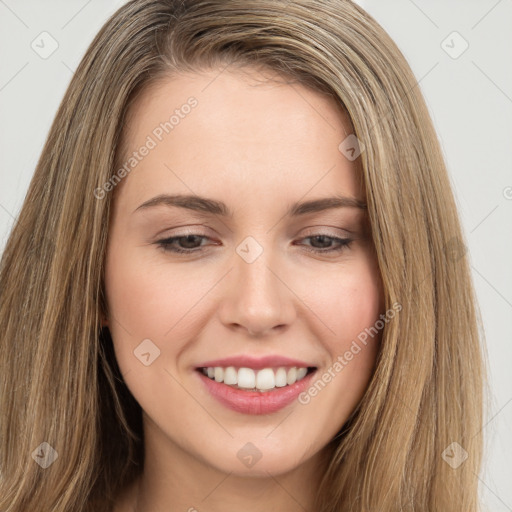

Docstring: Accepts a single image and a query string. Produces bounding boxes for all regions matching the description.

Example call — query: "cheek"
[103,247,221,368]
[103,247,170,357]
[105,245,196,329]
[299,258,383,420]
[289,256,383,441]
[305,255,383,364]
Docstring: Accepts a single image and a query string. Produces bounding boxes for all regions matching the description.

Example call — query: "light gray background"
[0,0,511,509]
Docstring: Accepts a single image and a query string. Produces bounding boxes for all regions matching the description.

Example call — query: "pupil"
[181,235,200,248]
[313,235,330,248]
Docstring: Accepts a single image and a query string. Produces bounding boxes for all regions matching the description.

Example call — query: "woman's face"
[104,66,383,479]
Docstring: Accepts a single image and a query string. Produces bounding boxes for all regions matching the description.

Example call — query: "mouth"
[194,365,318,415]
[196,365,317,392]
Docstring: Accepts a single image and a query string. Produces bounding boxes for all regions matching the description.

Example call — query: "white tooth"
[237,367,256,389]
[256,368,275,390]
[275,367,288,387]
[287,367,297,385]
[207,367,215,378]
[223,366,238,385]
[214,367,224,382]
[296,367,308,380]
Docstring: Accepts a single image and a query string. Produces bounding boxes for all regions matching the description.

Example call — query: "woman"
[0,1,484,511]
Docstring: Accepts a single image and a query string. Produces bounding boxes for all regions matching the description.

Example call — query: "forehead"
[114,66,364,211]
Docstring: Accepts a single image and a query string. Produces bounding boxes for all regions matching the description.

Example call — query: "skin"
[104,65,384,512]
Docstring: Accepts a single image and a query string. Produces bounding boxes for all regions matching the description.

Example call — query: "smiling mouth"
[196,366,317,392]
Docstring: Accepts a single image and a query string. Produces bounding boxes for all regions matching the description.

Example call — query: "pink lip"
[195,368,317,415]
[195,355,314,370]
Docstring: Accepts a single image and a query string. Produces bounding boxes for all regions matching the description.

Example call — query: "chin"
[199,437,320,477]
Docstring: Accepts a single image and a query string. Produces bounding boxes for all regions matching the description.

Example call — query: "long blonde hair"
[0,1,484,510]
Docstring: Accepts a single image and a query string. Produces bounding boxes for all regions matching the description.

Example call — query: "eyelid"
[300,226,354,236]
[155,230,355,257]
[154,223,216,238]
[158,225,354,242]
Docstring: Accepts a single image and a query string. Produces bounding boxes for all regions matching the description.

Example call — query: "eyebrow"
[132,193,367,217]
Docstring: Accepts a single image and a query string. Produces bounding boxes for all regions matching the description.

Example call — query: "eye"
[298,234,354,254]
[156,233,353,256]
[157,234,210,254]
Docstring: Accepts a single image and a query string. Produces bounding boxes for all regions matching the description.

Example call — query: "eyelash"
[156,233,354,255]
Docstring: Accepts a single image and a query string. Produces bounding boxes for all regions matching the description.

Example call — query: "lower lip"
[196,369,317,415]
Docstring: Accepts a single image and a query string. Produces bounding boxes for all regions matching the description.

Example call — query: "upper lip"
[195,355,316,370]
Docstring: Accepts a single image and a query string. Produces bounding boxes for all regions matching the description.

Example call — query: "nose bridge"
[218,236,295,335]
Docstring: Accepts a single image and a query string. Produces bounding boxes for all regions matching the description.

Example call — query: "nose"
[217,247,296,337]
